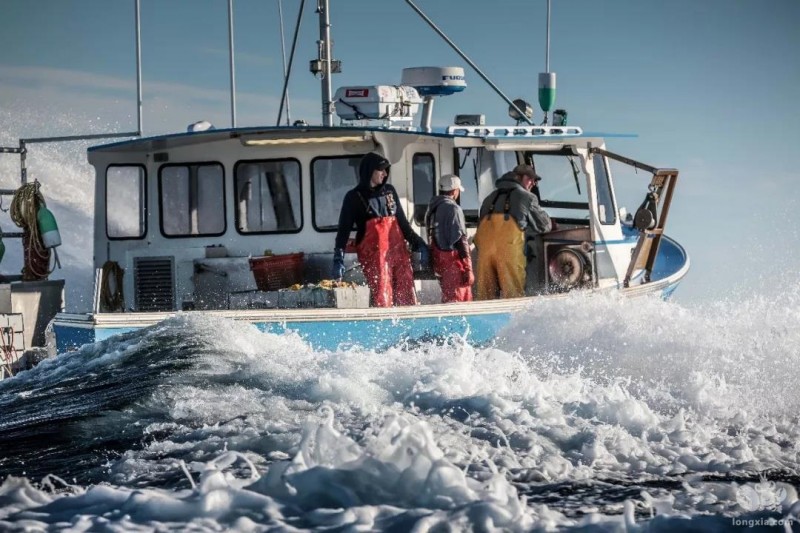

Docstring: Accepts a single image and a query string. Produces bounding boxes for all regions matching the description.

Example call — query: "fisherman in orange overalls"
[474,164,552,300]
[333,152,428,307]
[425,174,474,303]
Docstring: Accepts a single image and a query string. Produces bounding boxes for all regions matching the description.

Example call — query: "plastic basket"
[249,253,304,291]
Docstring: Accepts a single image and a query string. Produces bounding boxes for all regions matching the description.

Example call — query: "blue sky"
[1,0,799,304]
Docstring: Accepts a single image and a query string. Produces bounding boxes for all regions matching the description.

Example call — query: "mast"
[318,0,333,126]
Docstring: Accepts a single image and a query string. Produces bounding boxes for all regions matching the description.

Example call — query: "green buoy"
[37,205,62,248]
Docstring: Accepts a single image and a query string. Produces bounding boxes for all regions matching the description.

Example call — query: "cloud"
[0,63,320,137]
[197,46,277,68]
[0,64,133,92]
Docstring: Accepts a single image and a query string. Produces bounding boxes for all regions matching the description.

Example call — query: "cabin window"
[455,148,516,226]
[412,153,435,226]
[593,155,617,225]
[311,155,362,231]
[235,159,302,234]
[159,162,225,237]
[532,153,590,223]
[106,165,146,239]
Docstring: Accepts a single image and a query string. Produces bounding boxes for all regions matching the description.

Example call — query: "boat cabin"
[90,121,643,313]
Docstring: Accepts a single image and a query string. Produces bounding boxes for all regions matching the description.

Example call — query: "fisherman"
[333,152,429,307]
[425,174,474,303]
[473,164,552,299]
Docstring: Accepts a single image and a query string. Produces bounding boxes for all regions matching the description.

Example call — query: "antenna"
[546,0,551,72]
[135,0,142,134]
[538,0,556,124]
[227,0,237,127]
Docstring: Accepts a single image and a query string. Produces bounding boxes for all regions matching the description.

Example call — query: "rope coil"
[99,261,125,312]
[10,182,53,280]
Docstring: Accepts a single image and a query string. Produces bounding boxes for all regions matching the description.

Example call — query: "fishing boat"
[1,0,688,366]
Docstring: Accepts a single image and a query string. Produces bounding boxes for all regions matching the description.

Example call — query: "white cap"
[439,174,465,192]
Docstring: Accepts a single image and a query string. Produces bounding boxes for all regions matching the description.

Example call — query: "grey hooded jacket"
[425,195,469,259]
[479,172,552,236]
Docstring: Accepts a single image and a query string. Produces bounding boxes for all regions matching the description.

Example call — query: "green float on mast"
[538,72,556,116]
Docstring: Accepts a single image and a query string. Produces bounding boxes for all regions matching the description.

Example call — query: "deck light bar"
[484,141,566,152]
[241,134,371,146]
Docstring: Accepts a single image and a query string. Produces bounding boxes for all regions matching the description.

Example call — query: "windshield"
[528,152,589,223]
[456,148,517,226]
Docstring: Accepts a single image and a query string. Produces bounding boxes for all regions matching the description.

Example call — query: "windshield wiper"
[568,155,581,195]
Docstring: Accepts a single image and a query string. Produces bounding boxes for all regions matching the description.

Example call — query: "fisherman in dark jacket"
[333,152,428,307]
[425,174,474,303]
[474,164,552,299]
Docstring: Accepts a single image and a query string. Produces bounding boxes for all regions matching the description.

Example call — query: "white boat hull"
[53,236,689,353]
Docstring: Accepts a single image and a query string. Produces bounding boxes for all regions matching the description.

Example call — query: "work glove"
[417,242,430,270]
[332,248,345,280]
[462,267,475,287]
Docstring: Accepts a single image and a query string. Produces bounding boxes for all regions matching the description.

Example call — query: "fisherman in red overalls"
[333,152,428,307]
[425,174,474,303]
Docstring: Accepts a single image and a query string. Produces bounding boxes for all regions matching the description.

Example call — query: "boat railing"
[590,147,679,286]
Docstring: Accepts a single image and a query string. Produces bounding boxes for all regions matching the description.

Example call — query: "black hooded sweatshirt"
[334,152,423,251]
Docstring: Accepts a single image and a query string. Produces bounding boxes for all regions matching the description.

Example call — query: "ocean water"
[1,291,799,532]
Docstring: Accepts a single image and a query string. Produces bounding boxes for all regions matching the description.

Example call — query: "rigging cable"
[277,0,306,126]
[277,0,292,124]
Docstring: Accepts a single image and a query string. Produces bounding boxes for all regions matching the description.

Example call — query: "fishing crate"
[283,285,370,309]
[230,285,370,309]
[249,253,304,291]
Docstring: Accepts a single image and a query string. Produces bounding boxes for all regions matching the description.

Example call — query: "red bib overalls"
[431,245,473,303]
[356,216,416,307]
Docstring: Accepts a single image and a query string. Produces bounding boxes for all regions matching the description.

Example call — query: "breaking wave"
[0,290,799,530]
